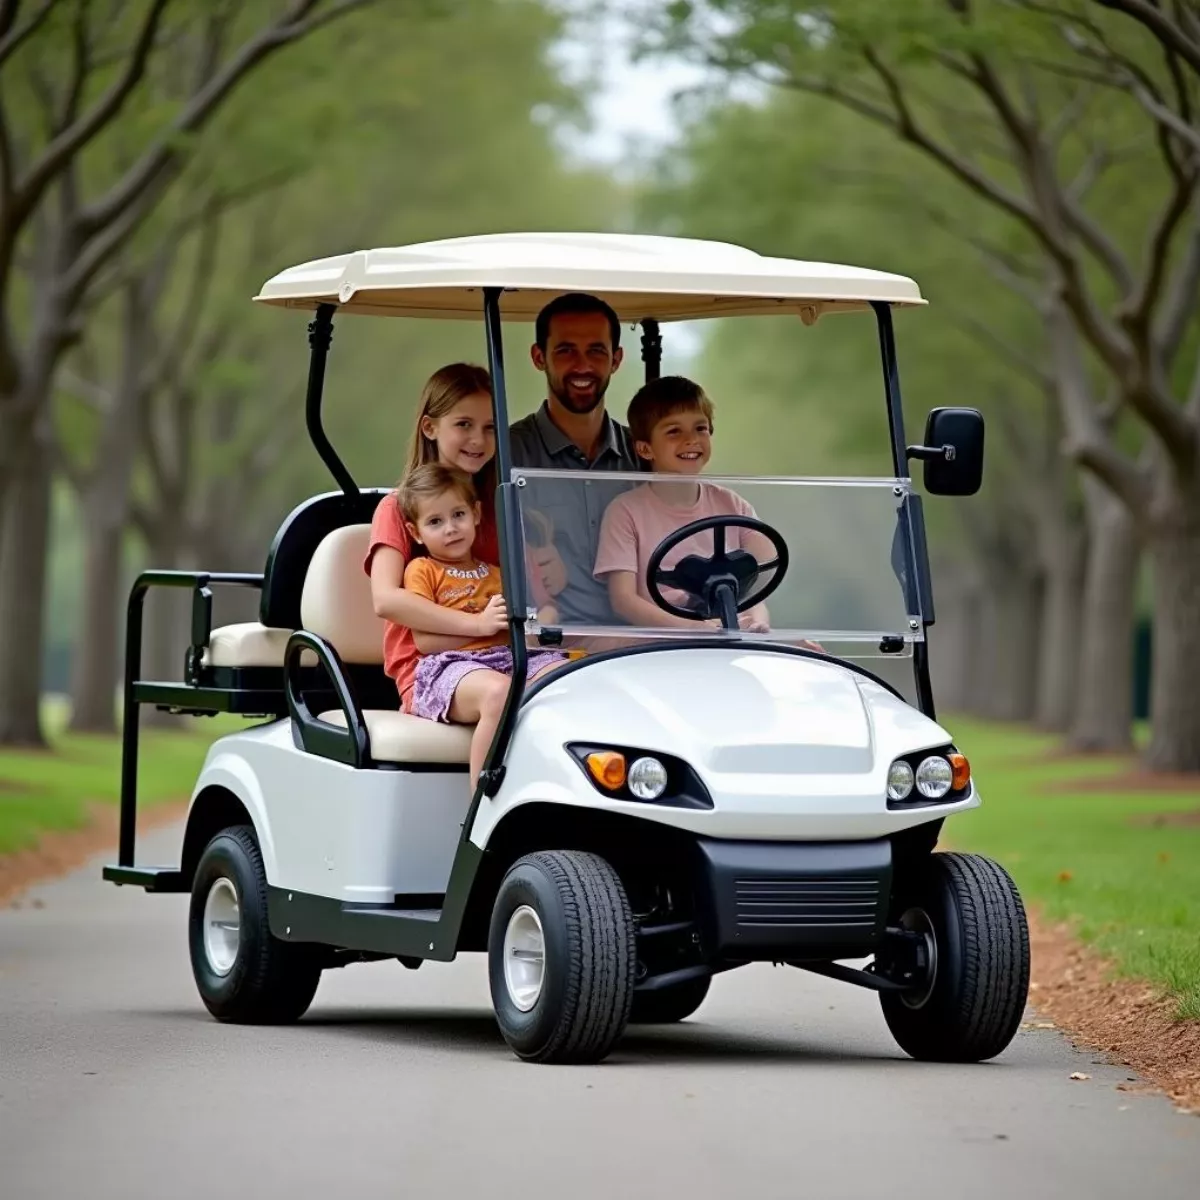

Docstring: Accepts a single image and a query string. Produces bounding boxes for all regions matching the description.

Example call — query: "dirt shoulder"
[1028,906,1200,1113]
[0,800,188,906]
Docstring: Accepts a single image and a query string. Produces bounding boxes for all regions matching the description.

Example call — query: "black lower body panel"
[694,838,892,961]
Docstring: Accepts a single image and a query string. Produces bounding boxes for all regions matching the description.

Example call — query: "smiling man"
[509,293,641,626]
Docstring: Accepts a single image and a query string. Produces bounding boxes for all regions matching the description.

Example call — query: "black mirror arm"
[906,443,958,463]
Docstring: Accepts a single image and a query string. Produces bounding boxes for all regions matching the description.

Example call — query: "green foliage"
[49,0,620,596]
[0,712,242,856]
[948,716,1200,1022]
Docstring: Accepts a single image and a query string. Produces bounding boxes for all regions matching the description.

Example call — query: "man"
[509,293,641,627]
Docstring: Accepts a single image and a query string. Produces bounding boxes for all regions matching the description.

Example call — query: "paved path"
[2,823,1198,1200]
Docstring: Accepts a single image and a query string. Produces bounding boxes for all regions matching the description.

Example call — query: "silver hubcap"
[203,877,241,976]
[503,904,545,1012]
[898,906,938,1010]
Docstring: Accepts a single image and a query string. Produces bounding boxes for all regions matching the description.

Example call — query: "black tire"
[188,825,322,1024]
[630,975,711,1024]
[488,850,635,1064]
[881,852,1030,1063]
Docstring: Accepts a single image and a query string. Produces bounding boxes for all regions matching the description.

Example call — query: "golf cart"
[104,232,1030,1065]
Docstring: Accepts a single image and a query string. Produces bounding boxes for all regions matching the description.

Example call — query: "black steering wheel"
[645,514,789,632]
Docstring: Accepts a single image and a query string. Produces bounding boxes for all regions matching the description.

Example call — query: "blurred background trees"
[0,0,1195,772]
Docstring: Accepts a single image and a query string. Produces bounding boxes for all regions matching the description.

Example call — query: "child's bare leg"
[447,669,510,788]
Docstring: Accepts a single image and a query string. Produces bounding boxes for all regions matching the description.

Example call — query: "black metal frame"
[871,301,936,719]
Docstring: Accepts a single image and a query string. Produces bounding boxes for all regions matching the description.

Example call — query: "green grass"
[0,708,245,857]
[945,717,1200,1022]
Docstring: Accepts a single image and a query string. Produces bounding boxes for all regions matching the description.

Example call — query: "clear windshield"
[511,468,923,649]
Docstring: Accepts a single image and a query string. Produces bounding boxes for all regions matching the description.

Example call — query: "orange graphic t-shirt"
[402,557,507,654]
[363,493,500,711]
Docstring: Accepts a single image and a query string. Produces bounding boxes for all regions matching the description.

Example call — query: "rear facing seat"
[194,488,469,765]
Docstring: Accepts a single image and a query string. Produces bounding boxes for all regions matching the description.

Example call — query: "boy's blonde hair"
[397,463,478,524]
[627,376,715,445]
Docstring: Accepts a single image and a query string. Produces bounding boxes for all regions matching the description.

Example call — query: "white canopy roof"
[252,232,924,322]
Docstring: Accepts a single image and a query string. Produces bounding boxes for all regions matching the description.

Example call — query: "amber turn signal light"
[585,750,626,791]
[948,752,971,791]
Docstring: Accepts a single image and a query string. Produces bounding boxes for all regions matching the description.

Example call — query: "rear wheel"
[488,850,635,1063]
[881,852,1029,1062]
[630,975,711,1024]
[188,825,322,1024]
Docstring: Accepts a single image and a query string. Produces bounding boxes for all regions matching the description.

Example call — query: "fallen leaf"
[1069,1072,1091,1081]
[1058,871,1073,884]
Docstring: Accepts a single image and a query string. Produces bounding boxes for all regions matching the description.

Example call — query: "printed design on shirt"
[437,562,496,613]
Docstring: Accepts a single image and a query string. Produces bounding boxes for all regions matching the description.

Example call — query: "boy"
[592,376,772,632]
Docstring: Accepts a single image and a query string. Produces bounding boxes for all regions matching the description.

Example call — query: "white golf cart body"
[105,233,1025,1063]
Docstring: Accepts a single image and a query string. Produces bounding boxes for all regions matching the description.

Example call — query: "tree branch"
[965,49,1138,296]
[0,0,56,71]
[949,309,1051,386]
[847,46,1134,373]
[1095,0,1200,76]
[76,0,371,240]
[1159,209,1200,363]
[9,0,171,230]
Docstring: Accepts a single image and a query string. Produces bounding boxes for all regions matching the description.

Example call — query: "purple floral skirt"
[412,646,566,723]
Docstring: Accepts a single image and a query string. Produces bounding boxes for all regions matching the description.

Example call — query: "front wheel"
[488,850,635,1063]
[881,852,1029,1063]
[188,826,322,1024]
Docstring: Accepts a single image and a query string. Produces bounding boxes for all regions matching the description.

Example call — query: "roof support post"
[641,318,662,383]
[306,303,358,497]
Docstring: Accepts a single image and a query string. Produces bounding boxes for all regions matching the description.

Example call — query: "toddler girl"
[399,463,564,788]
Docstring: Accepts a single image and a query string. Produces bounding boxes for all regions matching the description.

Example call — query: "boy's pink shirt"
[593,481,756,606]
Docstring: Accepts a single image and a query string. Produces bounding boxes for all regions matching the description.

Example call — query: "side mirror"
[908,407,984,496]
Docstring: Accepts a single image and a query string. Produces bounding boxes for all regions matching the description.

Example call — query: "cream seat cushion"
[317,709,472,765]
[203,524,385,671]
[203,622,317,668]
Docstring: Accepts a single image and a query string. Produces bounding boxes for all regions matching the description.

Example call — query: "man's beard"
[549,372,610,415]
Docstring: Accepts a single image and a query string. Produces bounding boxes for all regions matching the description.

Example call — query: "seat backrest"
[260,489,390,630]
[300,525,387,664]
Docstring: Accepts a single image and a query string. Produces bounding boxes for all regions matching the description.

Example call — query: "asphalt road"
[2,823,1198,1200]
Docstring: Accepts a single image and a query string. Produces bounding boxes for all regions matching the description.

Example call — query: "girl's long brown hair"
[398,362,496,519]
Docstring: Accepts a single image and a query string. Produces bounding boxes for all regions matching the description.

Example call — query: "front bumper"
[694,837,892,962]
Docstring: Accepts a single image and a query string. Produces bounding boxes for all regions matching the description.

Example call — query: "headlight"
[628,756,668,800]
[915,755,954,799]
[567,744,713,809]
[887,759,915,801]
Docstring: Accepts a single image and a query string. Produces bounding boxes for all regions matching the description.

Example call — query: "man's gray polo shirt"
[509,402,641,626]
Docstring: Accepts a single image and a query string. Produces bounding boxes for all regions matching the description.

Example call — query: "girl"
[366,363,502,715]
[398,463,563,788]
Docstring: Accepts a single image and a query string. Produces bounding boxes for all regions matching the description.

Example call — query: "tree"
[46,0,617,732]
[0,0,377,745]
[647,0,1200,770]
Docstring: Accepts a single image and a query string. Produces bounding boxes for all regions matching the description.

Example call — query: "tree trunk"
[1069,480,1137,753]
[0,434,53,746]
[928,563,982,714]
[977,560,1042,723]
[140,531,189,730]
[67,519,123,733]
[1144,499,1200,773]
[69,278,157,734]
[1033,524,1086,732]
